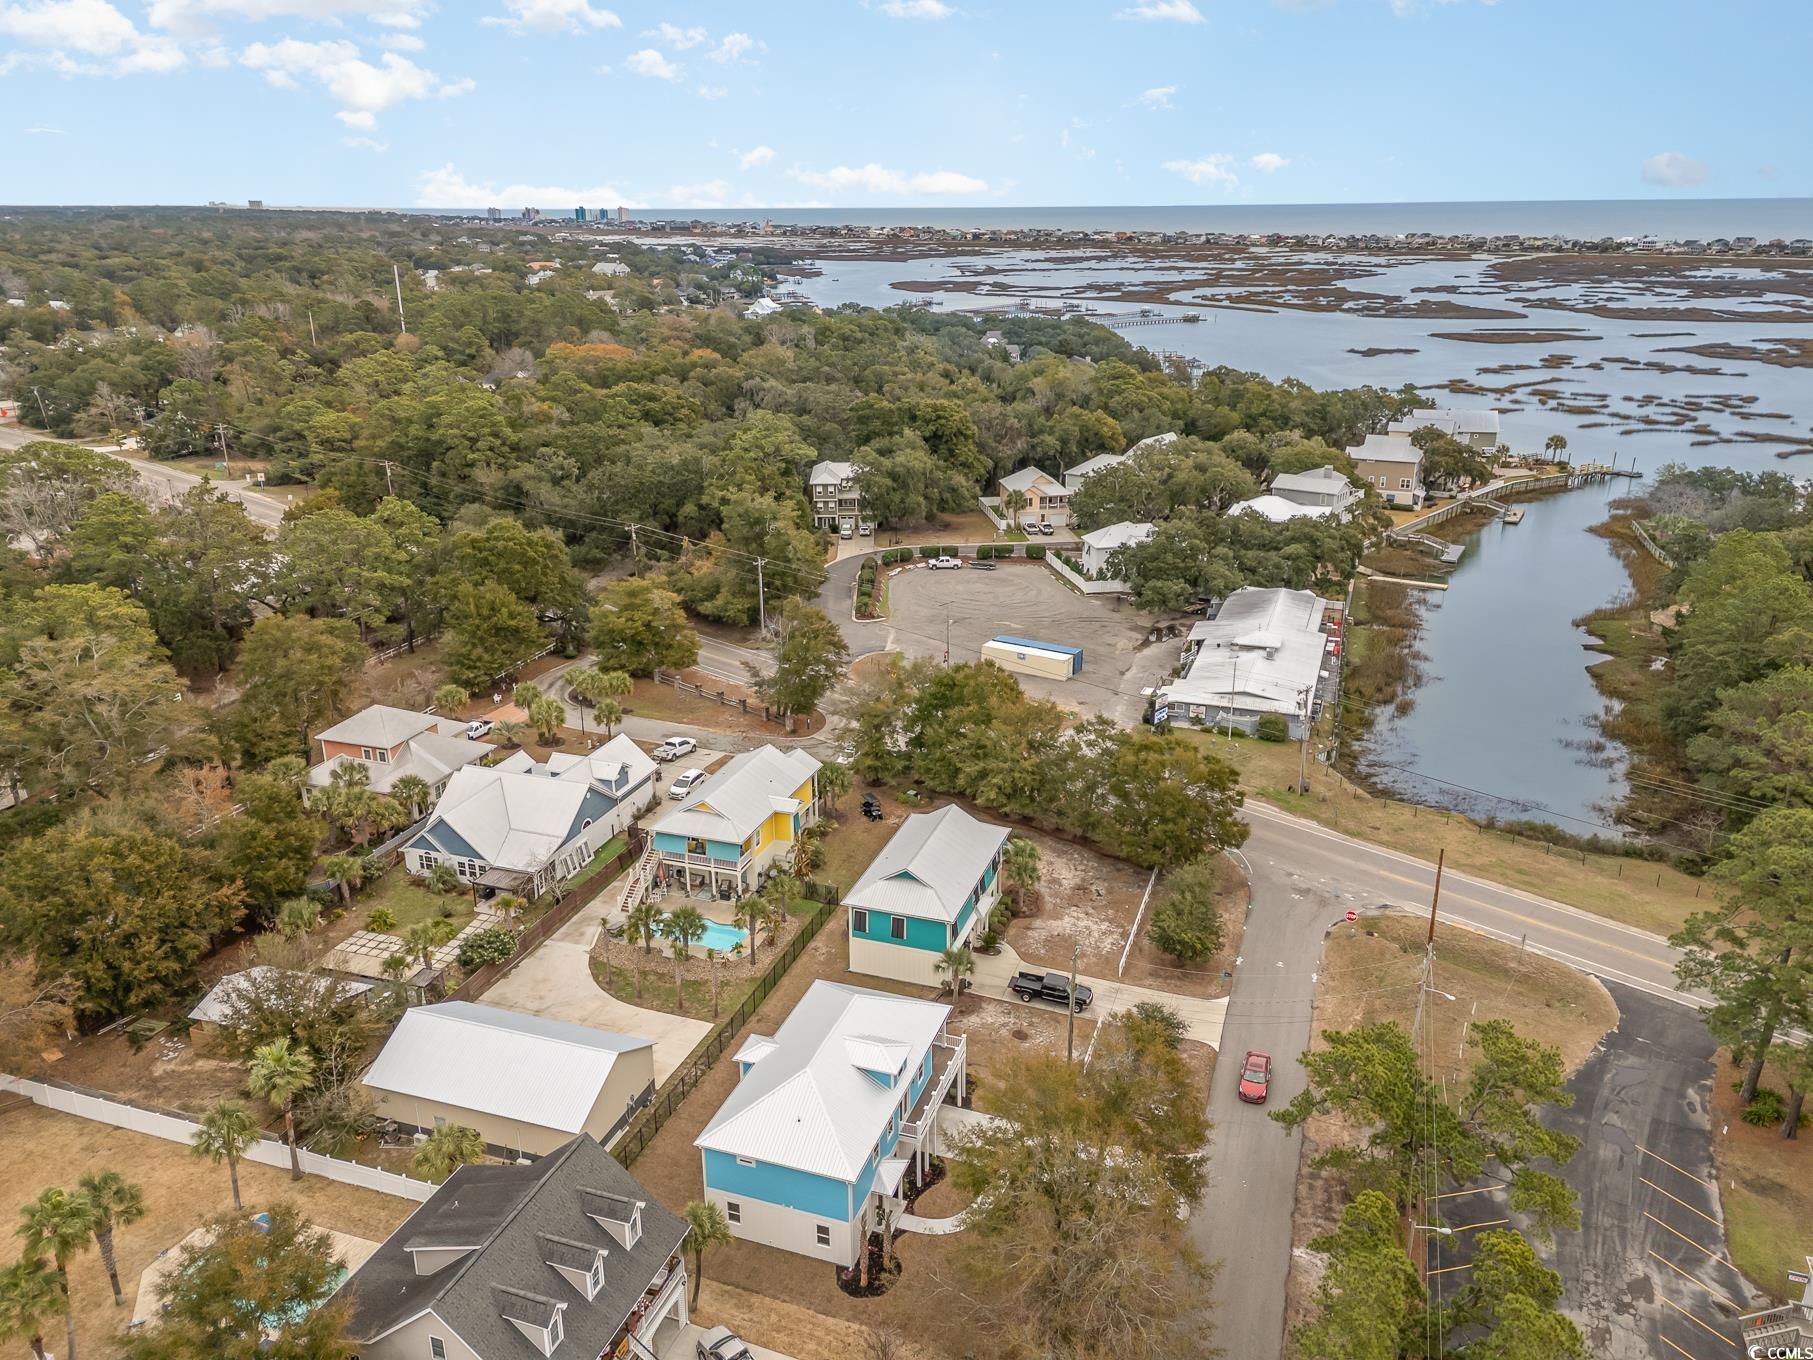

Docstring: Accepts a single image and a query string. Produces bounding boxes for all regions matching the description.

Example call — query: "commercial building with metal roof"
[694,981,966,1267]
[845,805,1011,986]
[360,1002,656,1158]
[1156,586,1332,738]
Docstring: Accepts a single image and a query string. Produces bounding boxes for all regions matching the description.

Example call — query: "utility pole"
[1409,849,1445,1043]
[944,613,951,664]
[30,386,49,425]
[382,460,395,497]
[1296,685,1313,794]
[307,308,317,347]
[1066,943,1081,1062]
[393,264,408,334]
[629,524,642,576]
[755,558,767,633]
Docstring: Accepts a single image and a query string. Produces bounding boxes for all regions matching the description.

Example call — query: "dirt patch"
[0,1104,414,1359]
[1119,856,1248,999]
[696,1279,941,1360]
[1002,831,1150,980]
[35,1032,250,1116]
[623,675,811,739]
[945,991,1094,1114]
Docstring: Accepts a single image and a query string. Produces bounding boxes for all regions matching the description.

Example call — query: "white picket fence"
[0,1073,436,1202]
[1043,552,1128,596]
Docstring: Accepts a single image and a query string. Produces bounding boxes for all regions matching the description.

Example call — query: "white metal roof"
[188,967,372,1025]
[1080,520,1156,551]
[1388,406,1500,437]
[1064,452,1129,481]
[1228,495,1332,523]
[1126,431,1180,454]
[808,459,855,486]
[1347,432,1426,466]
[1270,466,1354,496]
[652,745,820,844]
[317,705,452,749]
[844,804,1010,925]
[507,734,657,794]
[360,1002,652,1135]
[695,981,951,1180]
[1162,587,1329,714]
[999,466,1062,494]
[427,765,592,871]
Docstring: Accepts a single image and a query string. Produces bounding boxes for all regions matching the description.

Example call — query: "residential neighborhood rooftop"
[652,744,821,844]
[844,804,1011,925]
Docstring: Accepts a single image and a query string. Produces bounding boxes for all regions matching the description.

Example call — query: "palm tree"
[817,760,851,818]
[432,683,470,713]
[511,681,544,709]
[664,905,707,963]
[0,1254,65,1360]
[411,1124,486,1183]
[318,852,375,910]
[626,901,663,957]
[275,896,321,942]
[522,693,564,744]
[402,919,455,975]
[734,894,765,968]
[425,862,460,895]
[264,755,307,791]
[680,1201,732,1309]
[248,1037,316,1181]
[705,947,721,1019]
[594,699,623,738]
[1001,835,1041,919]
[75,1172,144,1309]
[1004,487,1028,531]
[492,893,528,924]
[493,719,529,748]
[191,1100,260,1211]
[933,945,974,998]
[390,774,433,820]
[17,1187,93,1360]
[1544,433,1569,465]
[758,875,795,945]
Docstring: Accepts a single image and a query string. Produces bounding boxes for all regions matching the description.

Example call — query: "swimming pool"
[665,916,749,953]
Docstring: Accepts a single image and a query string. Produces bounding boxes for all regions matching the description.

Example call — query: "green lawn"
[361,870,474,932]
[566,835,628,890]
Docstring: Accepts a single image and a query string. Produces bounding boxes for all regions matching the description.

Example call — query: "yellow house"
[650,745,822,899]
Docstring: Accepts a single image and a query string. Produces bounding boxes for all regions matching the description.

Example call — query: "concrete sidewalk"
[482,879,711,1084]
[970,942,1228,1049]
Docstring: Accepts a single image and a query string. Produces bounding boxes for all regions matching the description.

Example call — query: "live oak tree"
[119,1204,354,1360]
[588,577,699,676]
[444,579,546,691]
[231,614,368,766]
[1148,855,1227,961]
[753,599,849,726]
[0,442,137,560]
[1686,665,1813,818]
[0,823,244,1022]
[1673,807,1813,1106]
[271,507,408,641]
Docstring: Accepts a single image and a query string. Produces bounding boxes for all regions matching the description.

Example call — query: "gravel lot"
[864,560,1176,722]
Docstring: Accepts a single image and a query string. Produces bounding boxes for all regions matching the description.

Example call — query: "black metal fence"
[615,890,839,1166]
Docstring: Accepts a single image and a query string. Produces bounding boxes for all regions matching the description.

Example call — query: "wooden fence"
[649,670,792,731]
[445,832,641,1003]
[614,890,840,1167]
[1630,519,1678,570]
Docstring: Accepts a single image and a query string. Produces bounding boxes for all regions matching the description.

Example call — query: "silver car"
[696,1325,754,1360]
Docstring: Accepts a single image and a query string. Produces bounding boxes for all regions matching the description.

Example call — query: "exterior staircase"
[615,841,660,918]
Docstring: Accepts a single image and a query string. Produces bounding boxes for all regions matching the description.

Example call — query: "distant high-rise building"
[521,207,540,222]
[247,199,264,210]
[575,206,587,221]
[616,205,627,223]
[487,206,502,221]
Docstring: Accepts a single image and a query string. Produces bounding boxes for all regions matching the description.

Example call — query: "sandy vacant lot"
[865,560,1176,723]
[0,1106,416,1358]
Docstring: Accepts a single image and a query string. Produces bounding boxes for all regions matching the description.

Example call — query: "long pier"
[1388,466,1638,542]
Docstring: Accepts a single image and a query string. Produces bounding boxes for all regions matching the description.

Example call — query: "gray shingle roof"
[344,1134,686,1356]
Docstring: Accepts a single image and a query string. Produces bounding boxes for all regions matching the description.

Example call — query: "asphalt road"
[1198,799,1701,1359]
[0,423,289,528]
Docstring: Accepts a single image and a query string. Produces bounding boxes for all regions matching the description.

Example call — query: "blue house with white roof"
[844,805,1011,987]
[693,981,966,1267]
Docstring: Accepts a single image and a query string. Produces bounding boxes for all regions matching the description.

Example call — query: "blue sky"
[3,0,1803,208]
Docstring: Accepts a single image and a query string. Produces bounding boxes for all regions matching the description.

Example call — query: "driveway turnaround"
[968,941,1227,1049]
[482,887,711,1085]
[1538,983,1757,1360]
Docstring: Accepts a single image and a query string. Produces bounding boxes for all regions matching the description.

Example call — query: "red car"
[1237,1050,1272,1104]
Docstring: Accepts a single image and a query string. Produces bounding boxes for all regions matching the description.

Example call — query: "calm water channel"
[787,249,1813,829]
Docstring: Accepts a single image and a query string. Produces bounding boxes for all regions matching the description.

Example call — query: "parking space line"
[1637,1142,1716,1189]
[1450,1218,1510,1232]
[1647,1251,1743,1313]
[1644,1212,1734,1268]
[1641,1176,1724,1230]
[1659,1334,1702,1360]
[1659,1296,1739,1349]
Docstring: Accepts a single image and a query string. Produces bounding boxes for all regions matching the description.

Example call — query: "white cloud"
[438,76,474,96]
[707,30,758,62]
[0,0,187,71]
[481,0,619,34]
[1249,151,1288,172]
[879,0,952,16]
[658,178,732,208]
[790,162,986,195]
[1163,153,1239,189]
[23,123,67,133]
[344,133,387,151]
[695,82,727,98]
[417,163,632,209]
[644,20,704,47]
[625,47,679,79]
[738,144,775,170]
[240,37,458,122]
[148,0,433,33]
[378,31,423,50]
[1133,84,1175,109]
[1118,0,1203,21]
[1641,150,1708,188]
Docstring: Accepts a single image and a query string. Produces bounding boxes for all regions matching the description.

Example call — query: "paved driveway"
[482,885,711,1084]
[969,941,1228,1049]
[657,1322,794,1360]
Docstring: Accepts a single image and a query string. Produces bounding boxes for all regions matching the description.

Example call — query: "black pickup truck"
[1009,970,1095,1011]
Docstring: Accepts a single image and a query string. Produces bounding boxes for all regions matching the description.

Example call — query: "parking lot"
[858,560,1175,723]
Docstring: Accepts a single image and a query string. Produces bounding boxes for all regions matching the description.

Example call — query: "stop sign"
[1345,910,1358,923]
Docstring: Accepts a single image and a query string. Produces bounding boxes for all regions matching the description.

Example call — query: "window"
[588,1258,603,1295]
[548,1311,564,1349]
[726,1201,741,1224]
[889,916,906,941]
[430,1340,447,1360]
[360,747,374,760]
[736,1155,756,1167]
[581,818,593,830]
[419,852,438,870]
[373,748,389,764]
[852,909,869,935]
[1399,478,1413,491]
[816,1225,832,1248]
